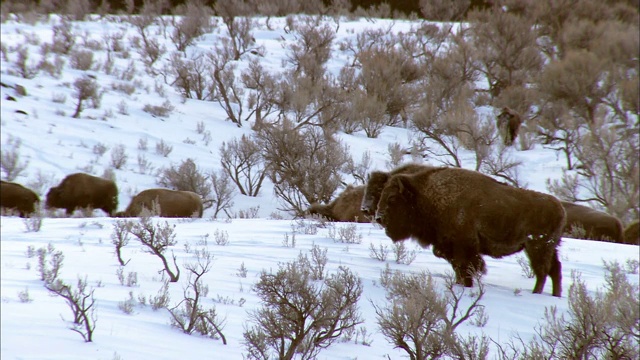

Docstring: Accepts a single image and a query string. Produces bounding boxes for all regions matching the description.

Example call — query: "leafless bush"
[166,52,214,101]
[111,220,132,266]
[37,243,64,283]
[495,263,639,359]
[127,216,180,282]
[328,223,363,244]
[116,267,138,287]
[374,269,488,360]
[143,100,174,118]
[51,19,75,55]
[1,135,29,181]
[258,120,349,216]
[129,1,167,70]
[11,45,39,79]
[170,0,213,52]
[37,54,65,78]
[369,242,389,261]
[419,0,470,21]
[70,49,94,70]
[71,75,101,118]
[150,280,171,311]
[515,255,535,279]
[154,139,173,157]
[206,44,246,126]
[392,241,417,265]
[243,256,363,360]
[23,208,43,232]
[110,144,128,170]
[219,134,267,197]
[118,291,136,315]
[215,0,258,61]
[157,158,213,209]
[45,276,97,342]
[213,229,229,246]
[209,169,236,219]
[168,248,227,344]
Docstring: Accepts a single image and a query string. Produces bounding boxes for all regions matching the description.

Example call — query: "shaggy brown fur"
[46,173,118,216]
[361,163,435,216]
[623,221,639,245]
[375,167,564,297]
[308,185,369,223]
[496,107,523,146]
[0,180,40,217]
[561,201,624,243]
[116,188,203,218]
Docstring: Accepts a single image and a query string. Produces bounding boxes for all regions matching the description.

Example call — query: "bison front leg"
[449,253,486,287]
[524,241,562,297]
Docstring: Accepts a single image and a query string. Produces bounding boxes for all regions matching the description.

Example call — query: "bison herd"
[1,173,203,219]
[2,166,639,297]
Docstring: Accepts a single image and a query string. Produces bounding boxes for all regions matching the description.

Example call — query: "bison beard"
[375,167,564,297]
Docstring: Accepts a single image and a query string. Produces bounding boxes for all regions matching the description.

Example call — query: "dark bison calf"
[496,107,523,146]
[623,221,639,245]
[46,173,118,216]
[308,185,370,223]
[360,163,433,217]
[1,180,40,217]
[561,201,624,243]
[116,188,203,218]
[375,167,564,297]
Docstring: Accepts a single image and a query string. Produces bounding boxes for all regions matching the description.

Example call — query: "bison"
[375,167,564,297]
[1,180,40,217]
[496,107,523,146]
[46,173,118,216]
[623,221,639,245]
[361,163,434,217]
[561,201,624,243]
[308,185,370,223]
[116,188,203,218]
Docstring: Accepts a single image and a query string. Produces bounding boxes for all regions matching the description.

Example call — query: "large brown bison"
[623,220,639,245]
[308,185,370,223]
[375,167,564,297]
[46,173,118,216]
[360,163,434,217]
[0,180,40,217]
[561,201,624,243]
[496,107,523,146]
[116,188,203,218]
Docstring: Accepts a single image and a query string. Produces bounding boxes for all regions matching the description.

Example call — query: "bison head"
[361,171,390,216]
[375,174,416,242]
[45,186,63,209]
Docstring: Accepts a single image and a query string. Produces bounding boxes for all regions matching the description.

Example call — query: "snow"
[1,13,638,360]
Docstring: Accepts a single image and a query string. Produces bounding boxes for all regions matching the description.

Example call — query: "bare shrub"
[118,291,136,315]
[213,229,229,246]
[37,243,64,283]
[515,255,535,279]
[168,248,227,344]
[157,158,213,209]
[374,269,488,360]
[23,208,43,232]
[170,0,213,52]
[154,139,173,157]
[391,241,417,265]
[110,144,128,170]
[143,100,174,118]
[419,0,470,21]
[214,0,258,60]
[70,49,94,71]
[243,256,363,360]
[128,216,180,282]
[51,19,75,55]
[45,276,97,342]
[167,52,214,101]
[11,45,39,79]
[219,134,267,197]
[209,169,236,219]
[328,223,363,244]
[206,44,245,126]
[1,135,29,181]
[150,280,171,311]
[258,120,350,216]
[128,1,167,70]
[369,242,389,262]
[71,75,101,118]
[111,220,132,266]
[496,263,639,359]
